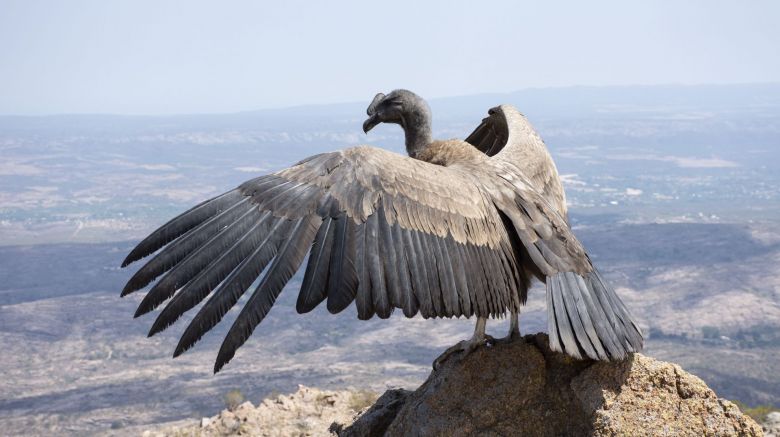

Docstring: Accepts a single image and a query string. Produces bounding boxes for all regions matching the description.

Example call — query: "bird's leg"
[432,317,493,370]
[492,310,522,344]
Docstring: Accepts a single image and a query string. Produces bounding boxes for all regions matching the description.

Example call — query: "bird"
[120,89,643,373]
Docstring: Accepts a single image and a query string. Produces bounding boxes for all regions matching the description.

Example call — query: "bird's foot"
[491,329,522,345]
[432,334,495,370]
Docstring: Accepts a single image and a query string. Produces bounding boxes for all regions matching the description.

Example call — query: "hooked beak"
[362,113,380,134]
[363,92,386,134]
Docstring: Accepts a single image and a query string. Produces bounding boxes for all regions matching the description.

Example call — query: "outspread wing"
[465,106,641,358]
[465,105,568,221]
[121,146,523,372]
[485,158,643,360]
[464,107,509,157]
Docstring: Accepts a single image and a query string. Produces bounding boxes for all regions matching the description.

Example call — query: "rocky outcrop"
[341,333,762,436]
[146,333,763,436]
[765,412,780,437]
[144,385,376,437]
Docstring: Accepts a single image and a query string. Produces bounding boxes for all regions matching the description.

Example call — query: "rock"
[764,411,780,437]
[333,389,411,436]
[341,333,763,437]
[151,385,378,436]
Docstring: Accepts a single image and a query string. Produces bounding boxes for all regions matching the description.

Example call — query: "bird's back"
[415,139,490,168]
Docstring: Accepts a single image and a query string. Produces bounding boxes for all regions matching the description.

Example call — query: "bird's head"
[362,89,431,134]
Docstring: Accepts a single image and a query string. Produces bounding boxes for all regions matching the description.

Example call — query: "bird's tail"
[546,269,643,360]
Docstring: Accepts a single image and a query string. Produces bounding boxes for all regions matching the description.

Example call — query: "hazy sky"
[1,0,779,115]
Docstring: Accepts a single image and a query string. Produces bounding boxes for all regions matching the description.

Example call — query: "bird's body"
[121,90,643,373]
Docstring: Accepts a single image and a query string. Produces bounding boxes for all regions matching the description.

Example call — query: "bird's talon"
[432,335,494,370]
[432,340,467,370]
[492,330,522,345]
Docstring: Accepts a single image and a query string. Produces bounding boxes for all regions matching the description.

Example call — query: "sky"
[1,0,779,115]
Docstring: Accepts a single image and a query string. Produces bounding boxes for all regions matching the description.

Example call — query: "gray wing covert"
[465,104,568,221]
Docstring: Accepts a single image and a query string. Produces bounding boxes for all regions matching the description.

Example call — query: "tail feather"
[562,272,608,360]
[547,269,643,360]
[572,272,624,358]
[549,275,581,359]
[592,270,644,348]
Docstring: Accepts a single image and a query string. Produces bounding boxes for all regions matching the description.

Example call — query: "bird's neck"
[402,113,433,159]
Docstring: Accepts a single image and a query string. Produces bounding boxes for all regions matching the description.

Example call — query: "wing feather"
[354,220,374,320]
[121,196,252,296]
[134,206,262,317]
[148,211,272,336]
[366,211,391,318]
[214,215,320,372]
[122,188,247,267]
[401,226,434,318]
[326,215,358,313]
[173,218,288,357]
[122,146,581,371]
[297,216,335,313]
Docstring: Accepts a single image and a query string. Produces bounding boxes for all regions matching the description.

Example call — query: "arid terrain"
[1,84,779,435]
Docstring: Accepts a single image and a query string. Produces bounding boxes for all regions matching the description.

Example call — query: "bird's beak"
[362,114,380,134]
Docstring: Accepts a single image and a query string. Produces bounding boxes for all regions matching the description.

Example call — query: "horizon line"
[1,81,778,119]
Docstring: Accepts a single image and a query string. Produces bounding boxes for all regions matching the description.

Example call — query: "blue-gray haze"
[1,0,779,115]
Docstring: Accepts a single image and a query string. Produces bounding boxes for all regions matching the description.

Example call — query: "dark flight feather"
[465,243,489,317]
[365,212,391,318]
[417,232,444,316]
[402,227,434,318]
[121,195,251,296]
[148,211,272,336]
[477,245,502,316]
[173,218,288,357]
[354,220,374,320]
[297,216,335,313]
[390,222,417,317]
[121,189,246,268]
[432,234,459,317]
[133,207,261,317]
[377,205,403,311]
[326,215,359,314]
[572,273,622,358]
[446,238,471,317]
[214,215,320,372]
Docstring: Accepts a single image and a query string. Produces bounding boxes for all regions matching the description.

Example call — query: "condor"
[121,90,643,373]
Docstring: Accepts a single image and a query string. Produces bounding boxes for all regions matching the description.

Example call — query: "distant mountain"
[2,83,779,246]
